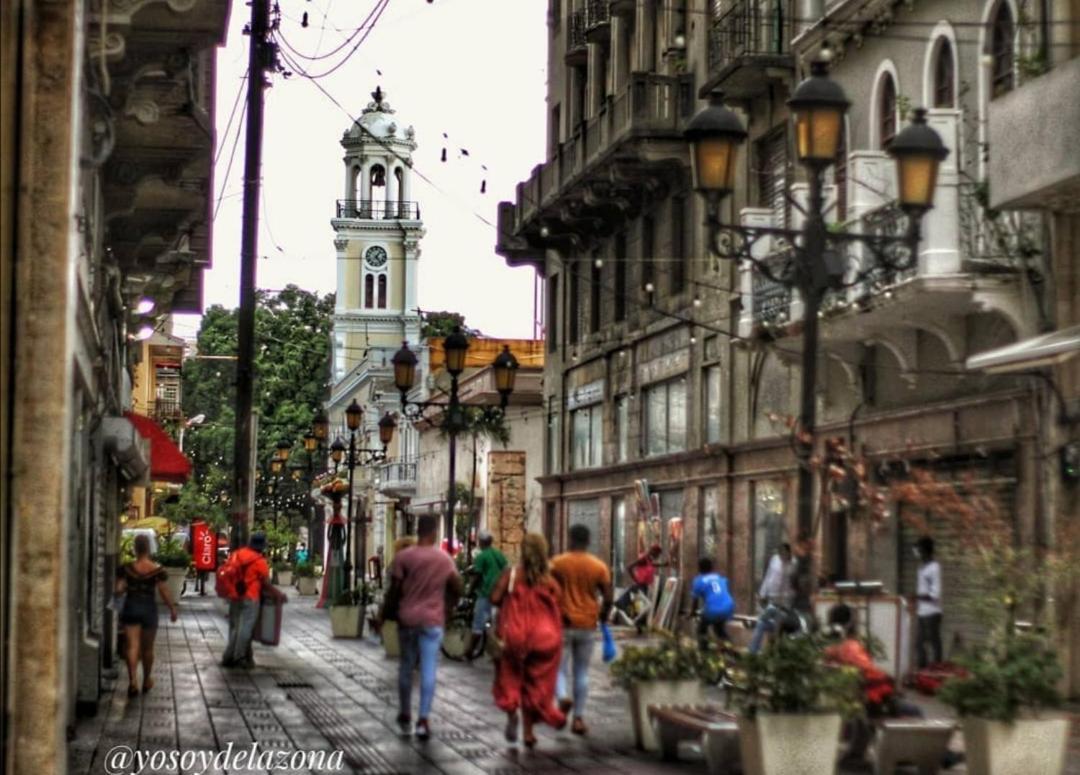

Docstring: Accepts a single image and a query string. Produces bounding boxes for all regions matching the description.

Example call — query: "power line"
[275,0,389,78]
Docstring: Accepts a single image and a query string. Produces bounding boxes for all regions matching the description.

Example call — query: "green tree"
[420,310,483,339]
[177,285,335,529]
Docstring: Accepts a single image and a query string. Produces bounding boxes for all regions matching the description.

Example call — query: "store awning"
[124,411,192,484]
[966,325,1080,374]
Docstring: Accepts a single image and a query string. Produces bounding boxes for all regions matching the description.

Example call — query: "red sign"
[192,521,217,571]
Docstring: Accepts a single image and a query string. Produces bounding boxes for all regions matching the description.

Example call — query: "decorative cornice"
[331,219,424,233]
[333,313,421,325]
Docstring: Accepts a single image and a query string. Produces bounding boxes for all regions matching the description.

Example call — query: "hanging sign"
[192,521,217,571]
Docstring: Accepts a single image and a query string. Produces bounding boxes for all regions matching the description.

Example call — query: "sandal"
[127,685,140,698]
[571,717,588,736]
[142,677,155,693]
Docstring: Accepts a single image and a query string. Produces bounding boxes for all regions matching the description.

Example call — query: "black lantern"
[303,431,318,453]
[345,399,363,431]
[312,411,330,441]
[443,326,470,376]
[275,439,292,462]
[378,412,396,447]
[887,108,949,214]
[788,60,850,166]
[270,458,284,474]
[391,340,418,394]
[492,345,519,404]
[330,437,346,464]
[683,93,748,198]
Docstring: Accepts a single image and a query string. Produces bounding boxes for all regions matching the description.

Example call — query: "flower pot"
[163,567,187,602]
[628,680,705,751]
[381,620,400,658]
[297,576,317,596]
[737,712,842,775]
[962,716,1069,775]
[276,570,293,587]
[329,605,361,638]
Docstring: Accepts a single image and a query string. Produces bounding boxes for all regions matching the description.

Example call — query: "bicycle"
[440,594,489,661]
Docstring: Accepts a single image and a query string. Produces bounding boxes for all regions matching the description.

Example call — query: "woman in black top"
[116,534,178,696]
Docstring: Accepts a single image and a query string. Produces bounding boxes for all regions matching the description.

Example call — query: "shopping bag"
[601,622,617,663]
[255,594,285,646]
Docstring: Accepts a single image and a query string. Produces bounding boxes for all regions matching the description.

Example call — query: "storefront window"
[701,486,718,561]
[643,377,687,457]
[611,496,626,574]
[568,499,601,548]
[752,482,788,585]
[571,404,602,469]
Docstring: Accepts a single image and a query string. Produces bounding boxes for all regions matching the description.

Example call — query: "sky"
[174,0,548,341]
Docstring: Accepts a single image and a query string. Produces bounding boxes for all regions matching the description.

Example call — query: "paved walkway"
[72,588,1080,774]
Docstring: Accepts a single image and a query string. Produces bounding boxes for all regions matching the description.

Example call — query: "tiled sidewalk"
[71,589,1080,774]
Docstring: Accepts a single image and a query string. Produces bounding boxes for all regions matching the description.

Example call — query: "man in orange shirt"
[550,524,613,735]
[222,532,273,668]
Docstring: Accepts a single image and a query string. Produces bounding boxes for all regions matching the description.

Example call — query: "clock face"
[365,246,388,268]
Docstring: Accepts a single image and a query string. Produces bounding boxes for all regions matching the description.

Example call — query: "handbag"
[601,622,617,663]
[485,567,516,660]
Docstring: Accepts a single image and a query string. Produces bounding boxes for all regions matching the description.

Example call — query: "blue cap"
[249,532,267,552]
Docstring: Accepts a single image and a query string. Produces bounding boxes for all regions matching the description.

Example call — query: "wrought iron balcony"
[335,199,420,220]
[585,0,611,42]
[150,399,183,423]
[378,458,417,497]
[566,10,588,65]
[703,0,794,99]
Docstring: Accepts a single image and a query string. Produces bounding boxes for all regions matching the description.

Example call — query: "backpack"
[216,553,254,600]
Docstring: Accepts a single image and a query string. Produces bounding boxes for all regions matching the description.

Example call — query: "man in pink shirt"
[385,514,463,741]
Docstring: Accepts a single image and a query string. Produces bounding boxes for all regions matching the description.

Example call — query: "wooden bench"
[647,704,740,775]
[874,718,957,775]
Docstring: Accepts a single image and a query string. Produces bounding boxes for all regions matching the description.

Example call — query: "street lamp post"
[684,59,948,602]
[340,400,395,588]
[391,329,519,554]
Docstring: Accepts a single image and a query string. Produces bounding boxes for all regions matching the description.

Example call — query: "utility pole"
[231,0,272,549]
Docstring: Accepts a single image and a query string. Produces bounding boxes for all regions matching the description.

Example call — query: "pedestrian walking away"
[383,514,463,741]
[915,536,944,668]
[220,532,276,669]
[115,534,179,696]
[690,557,735,649]
[749,542,794,653]
[491,532,568,748]
[550,523,613,736]
[466,529,507,660]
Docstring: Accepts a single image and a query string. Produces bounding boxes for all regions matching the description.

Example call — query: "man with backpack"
[220,532,273,668]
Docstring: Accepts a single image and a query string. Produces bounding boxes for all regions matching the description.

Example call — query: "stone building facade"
[497,0,1077,688]
[1,0,229,768]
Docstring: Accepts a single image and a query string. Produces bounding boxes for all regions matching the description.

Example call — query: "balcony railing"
[566,10,588,63]
[335,199,420,220]
[514,73,689,225]
[150,399,183,422]
[378,458,417,494]
[585,0,611,41]
[708,0,792,73]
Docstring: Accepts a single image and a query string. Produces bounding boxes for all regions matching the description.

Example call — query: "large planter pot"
[329,605,361,638]
[737,712,842,775]
[163,567,187,602]
[297,576,317,596]
[628,680,705,751]
[276,570,293,587]
[381,620,400,658]
[962,716,1069,775]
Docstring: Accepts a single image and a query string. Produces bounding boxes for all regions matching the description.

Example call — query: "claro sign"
[192,520,217,571]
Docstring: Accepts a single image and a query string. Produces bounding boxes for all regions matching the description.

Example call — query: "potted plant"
[273,559,293,587]
[154,537,192,602]
[939,632,1067,774]
[295,559,317,596]
[329,584,371,638]
[609,635,725,751]
[727,634,861,775]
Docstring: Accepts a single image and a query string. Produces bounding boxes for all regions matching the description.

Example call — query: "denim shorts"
[120,596,159,629]
[471,596,493,634]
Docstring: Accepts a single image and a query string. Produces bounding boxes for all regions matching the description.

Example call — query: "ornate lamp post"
[341,399,396,587]
[391,329,519,554]
[685,60,948,601]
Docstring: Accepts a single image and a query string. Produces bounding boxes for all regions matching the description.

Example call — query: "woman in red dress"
[491,532,567,748]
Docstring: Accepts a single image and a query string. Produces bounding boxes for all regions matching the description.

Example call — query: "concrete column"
[404,238,420,314]
[344,160,355,202]
[635,0,655,71]
[384,156,395,218]
[7,0,81,771]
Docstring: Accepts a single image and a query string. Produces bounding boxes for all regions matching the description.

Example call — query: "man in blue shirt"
[691,557,735,649]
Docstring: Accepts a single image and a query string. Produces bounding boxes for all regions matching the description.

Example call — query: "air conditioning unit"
[101,416,150,485]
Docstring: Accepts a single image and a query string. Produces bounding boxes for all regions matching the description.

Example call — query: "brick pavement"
[71,588,1080,774]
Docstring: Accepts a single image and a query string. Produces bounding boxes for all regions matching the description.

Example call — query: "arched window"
[364,274,374,309]
[879,73,897,147]
[990,3,1015,97]
[933,39,955,107]
[377,275,387,309]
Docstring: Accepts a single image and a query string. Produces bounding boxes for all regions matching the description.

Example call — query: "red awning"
[124,411,192,484]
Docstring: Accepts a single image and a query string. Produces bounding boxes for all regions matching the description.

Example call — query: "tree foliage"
[176,286,335,530]
[420,310,483,339]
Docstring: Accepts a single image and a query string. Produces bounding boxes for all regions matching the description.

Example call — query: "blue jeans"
[399,625,443,719]
[556,628,595,717]
[471,596,493,634]
[224,599,259,664]
[749,604,781,654]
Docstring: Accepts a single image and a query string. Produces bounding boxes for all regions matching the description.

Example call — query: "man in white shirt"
[749,543,794,653]
[915,536,943,667]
